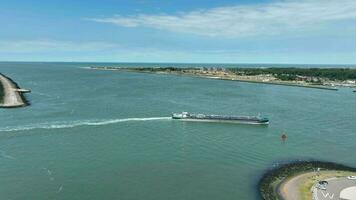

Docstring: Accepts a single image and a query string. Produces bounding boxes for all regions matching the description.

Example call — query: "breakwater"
[0,81,4,104]
[0,73,29,108]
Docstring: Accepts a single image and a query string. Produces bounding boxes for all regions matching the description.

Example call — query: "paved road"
[0,74,25,107]
[314,177,356,200]
[280,172,315,200]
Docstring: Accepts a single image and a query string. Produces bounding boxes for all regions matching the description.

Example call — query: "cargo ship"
[172,112,269,125]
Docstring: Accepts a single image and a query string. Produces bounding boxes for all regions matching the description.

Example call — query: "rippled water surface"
[0,62,355,200]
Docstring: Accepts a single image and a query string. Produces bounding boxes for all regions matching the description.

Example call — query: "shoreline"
[0,73,30,108]
[89,67,341,91]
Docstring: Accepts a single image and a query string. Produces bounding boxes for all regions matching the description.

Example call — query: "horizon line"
[1,60,356,66]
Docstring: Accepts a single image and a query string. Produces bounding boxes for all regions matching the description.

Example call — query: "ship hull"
[175,118,269,125]
[172,112,269,125]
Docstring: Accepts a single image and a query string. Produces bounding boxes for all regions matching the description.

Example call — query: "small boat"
[172,112,269,125]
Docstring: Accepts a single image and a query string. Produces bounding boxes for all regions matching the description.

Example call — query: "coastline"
[0,73,29,108]
[89,67,342,91]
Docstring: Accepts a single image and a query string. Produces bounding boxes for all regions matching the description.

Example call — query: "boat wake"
[0,117,171,132]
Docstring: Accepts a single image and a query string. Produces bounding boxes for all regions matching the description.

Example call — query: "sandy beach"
[0,73,27,108]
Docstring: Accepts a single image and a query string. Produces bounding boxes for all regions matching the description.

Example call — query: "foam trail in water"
[0,117,171,132]
[85,117,171,125]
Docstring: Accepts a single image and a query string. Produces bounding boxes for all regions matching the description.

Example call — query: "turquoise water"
[0,62,355,200]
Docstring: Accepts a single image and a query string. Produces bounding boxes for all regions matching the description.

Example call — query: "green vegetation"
[0,81,4,104]
[258,161,356,200]
[275,74,298,81]
[228,68,356,81]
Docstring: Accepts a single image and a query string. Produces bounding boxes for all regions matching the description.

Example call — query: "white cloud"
[0,40,117,53]
[88,0,356,38]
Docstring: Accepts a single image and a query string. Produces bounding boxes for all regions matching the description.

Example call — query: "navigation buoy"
[281,133,287,141]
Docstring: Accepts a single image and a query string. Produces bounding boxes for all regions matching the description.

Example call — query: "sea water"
[0,62,355,200]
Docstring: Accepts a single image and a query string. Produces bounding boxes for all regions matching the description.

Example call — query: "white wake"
[0,117,171,132]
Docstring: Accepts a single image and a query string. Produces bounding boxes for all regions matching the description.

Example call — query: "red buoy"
[281,133,287,141]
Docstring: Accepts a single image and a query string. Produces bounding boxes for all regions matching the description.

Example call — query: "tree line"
[228,68,356,81]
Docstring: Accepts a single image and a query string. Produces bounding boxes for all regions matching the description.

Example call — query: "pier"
[0,73,29,108]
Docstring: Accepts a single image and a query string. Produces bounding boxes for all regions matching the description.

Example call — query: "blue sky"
[1,0,356,64]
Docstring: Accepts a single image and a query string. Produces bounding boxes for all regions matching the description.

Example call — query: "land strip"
[0,73,29,108]
[89,67,356,90]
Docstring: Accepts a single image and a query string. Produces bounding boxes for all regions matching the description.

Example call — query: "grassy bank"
[258,161,356,200]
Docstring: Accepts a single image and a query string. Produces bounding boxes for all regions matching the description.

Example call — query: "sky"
[1,0,356,64]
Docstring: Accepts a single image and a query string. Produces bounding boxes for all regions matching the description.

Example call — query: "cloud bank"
[0,40,117,53]
[89,0,356,38]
